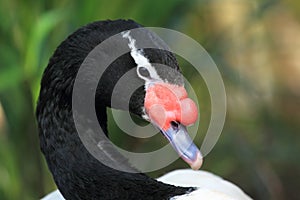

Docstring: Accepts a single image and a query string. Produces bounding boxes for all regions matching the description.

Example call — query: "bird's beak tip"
[189,152,203,170]
[160,123,203,170]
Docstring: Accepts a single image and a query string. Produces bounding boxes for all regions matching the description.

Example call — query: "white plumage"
[158,169,252,200]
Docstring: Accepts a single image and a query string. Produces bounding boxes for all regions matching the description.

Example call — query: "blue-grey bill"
[161,123,203,170]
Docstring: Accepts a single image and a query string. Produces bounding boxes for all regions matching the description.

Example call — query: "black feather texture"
[36,19,192,200]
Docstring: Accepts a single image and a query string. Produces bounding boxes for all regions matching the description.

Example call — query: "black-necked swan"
[37,19,252,200]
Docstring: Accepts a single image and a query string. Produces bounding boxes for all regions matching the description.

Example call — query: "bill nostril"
[170,121,179,131]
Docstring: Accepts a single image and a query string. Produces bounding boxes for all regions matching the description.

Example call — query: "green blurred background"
[1,0,300,199]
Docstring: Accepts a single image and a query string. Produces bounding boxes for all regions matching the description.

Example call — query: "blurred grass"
[0,0,300,199]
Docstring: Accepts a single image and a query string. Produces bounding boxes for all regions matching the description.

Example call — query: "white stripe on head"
[121,31,162,86]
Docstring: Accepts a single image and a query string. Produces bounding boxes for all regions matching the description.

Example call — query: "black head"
[36,19,198,199]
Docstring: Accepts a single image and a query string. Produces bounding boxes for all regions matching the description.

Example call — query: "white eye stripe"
[121,31,162,83]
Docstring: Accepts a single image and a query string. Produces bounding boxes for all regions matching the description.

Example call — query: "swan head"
[120,30,203,170]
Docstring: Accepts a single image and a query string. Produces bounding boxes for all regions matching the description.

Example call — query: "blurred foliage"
[0,0,300,199]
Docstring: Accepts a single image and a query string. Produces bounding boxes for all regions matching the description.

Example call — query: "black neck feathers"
[36,20,192,199]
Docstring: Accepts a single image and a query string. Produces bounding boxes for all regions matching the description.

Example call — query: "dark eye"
[138,66,150,78]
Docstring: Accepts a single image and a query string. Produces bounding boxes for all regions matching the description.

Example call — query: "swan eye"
[138,66,151,78]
